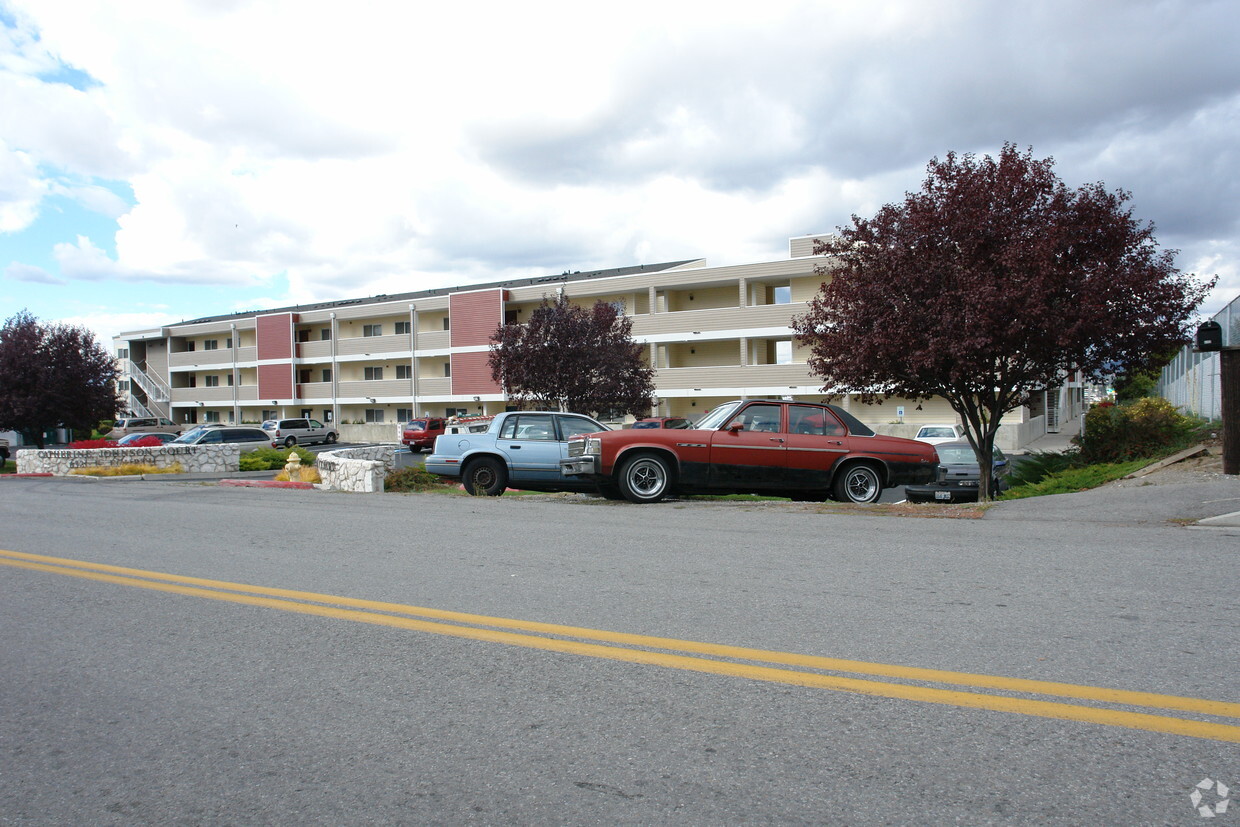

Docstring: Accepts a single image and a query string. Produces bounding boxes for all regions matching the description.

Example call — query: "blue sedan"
[425,411,608,496]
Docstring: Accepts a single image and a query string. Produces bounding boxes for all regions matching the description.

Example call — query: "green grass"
[999,458,1153,500]
[0,459,13,475]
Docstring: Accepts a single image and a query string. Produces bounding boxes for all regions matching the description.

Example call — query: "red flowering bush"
[126,436,167,447]
[68,439,119,450]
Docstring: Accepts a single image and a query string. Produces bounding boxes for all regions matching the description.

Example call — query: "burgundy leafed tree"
[792,144,1215,500]
[489,293,655,417]
[0,310,120,448]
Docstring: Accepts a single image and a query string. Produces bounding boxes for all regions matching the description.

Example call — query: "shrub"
[126,435,167,448]
[275,467,321,483]
[68,439,119,450]
[238,446,315,471]
[70,462,185,477]
[385,465,450,492]
[1077,398,1202,463]
[1000,459,1151,499]
[1005,450,1083,488]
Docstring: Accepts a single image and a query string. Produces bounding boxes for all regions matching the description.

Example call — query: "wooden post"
[1222,348,1239,475]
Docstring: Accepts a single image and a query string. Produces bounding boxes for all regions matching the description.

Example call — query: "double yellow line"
[3,548,1237,743]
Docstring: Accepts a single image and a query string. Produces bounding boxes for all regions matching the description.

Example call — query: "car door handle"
[827,440,843,445]
[769,437,785,443]
[511,445,521,449]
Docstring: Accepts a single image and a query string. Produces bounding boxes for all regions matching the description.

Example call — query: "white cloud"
[0,0,1234,325]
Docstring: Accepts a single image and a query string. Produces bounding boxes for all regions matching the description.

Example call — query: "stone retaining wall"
[16,445,241,475]
[316,444,400,493]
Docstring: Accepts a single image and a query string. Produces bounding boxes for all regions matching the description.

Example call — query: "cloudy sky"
[1,0,1236,347]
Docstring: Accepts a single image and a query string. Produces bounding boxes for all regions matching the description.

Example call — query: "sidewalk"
[1013,414,1085,455]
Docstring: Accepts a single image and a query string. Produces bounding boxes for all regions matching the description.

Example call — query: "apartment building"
[113,236,1068,448]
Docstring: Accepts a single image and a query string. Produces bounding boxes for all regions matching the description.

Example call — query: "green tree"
[0,310,120,448]
[489,293,655,417]
[792,145,1215,500]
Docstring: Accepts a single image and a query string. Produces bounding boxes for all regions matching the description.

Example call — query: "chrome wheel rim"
[845,468,878,502]
[628,459,667,498]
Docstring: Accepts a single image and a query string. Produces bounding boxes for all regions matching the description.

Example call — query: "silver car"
[170,427,272,447]
[261,418,339,447]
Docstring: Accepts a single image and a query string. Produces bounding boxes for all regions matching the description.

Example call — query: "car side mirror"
[728,422,744,432]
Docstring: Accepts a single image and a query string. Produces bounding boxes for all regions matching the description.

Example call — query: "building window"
[204,410,221,423]
[443,317,450,331]
[204,375,220,387]
[365,408,384,423]
[773,284,792,304]
[116,348,129,359]
[184,341,195,352]
[396,365,412,380]
[446,407,470,417]
[262,409,278,421]
[225,338,232,349]
[775,341,793,365]
[204,340,219,350]
[363,324,382,337]
[321,369,332,382]
[117,380,130,392]
[226,373,234,387]
[321,328,331,341]
[364,366,384,381]
[396,408,413,421]
[394,321,411,335]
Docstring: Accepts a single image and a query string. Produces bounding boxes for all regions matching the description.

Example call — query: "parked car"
[261,418,338,447]
[116,432,179,446]
[914,424,966,445]
[106,417,182,439]
[425,411,608,495]
[904,440,1010,503]
[560,399,938,504]
[170,426,272,447]
[401,417,448,451]
[631,417,691,429]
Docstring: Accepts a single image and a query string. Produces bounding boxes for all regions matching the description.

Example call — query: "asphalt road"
[1,479,1237,824]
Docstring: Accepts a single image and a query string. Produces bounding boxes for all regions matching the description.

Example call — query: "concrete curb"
[219,479,315,489]
[1195,510,1240,528]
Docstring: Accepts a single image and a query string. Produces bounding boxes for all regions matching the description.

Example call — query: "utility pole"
[1222,347,1238,475]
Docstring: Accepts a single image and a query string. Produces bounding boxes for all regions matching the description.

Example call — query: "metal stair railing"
[126,359,171,403]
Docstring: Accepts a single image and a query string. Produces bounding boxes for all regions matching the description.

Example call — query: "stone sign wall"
[316,445,399,493]
[16,445,241,475]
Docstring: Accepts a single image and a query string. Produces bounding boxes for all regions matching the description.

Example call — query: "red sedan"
[560,399,938,504]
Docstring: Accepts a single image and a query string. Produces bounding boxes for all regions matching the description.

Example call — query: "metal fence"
[1157,294,1238,420]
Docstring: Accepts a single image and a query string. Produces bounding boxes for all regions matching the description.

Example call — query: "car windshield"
[406,420,428,430]
[170,429,204,444]
[694,402,744,430]
[938,446,980,464]
[632,421,657,429]
[919,427,958,438]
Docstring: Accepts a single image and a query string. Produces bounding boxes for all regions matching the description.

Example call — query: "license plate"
[935,490,952,500]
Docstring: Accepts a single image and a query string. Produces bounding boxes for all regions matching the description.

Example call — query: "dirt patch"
[1108,446,1234,488]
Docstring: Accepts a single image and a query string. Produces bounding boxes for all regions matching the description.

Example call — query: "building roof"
[172,259,704,327]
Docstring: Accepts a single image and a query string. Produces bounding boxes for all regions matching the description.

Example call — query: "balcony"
[171,386,259,404]
[337,333,411,357]
[337,378,413,399]
[654,363,819,391]
[631,303,803,339]
[413,377,451,396]
[413,330,450,352]
[169,346,256,368]
[297,382,334,400]
[296,340,332,360]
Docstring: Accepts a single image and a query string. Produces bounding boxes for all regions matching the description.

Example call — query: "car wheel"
[462,457,507,496]
[283,436,297,447]
[325,432,337,444]
[617,453,672,504]
[833,464,882,504]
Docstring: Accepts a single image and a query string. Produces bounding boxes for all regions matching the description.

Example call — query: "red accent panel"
[256,313,295,360]
[258,363,294,400]
[451,351,501,395]
[449,290,505,348]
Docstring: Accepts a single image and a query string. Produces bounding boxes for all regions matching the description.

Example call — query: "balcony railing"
[337,333,411,357]
[171,386,259,404]
[654,363,818,390]
[336,378,413,399]
[631,302,803,338]
[168,346,257,367]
